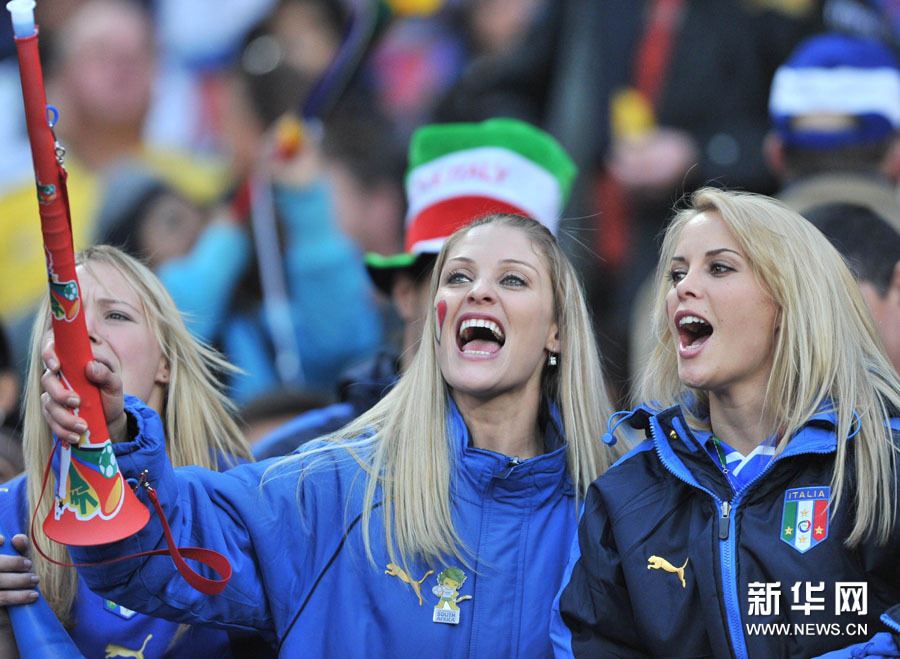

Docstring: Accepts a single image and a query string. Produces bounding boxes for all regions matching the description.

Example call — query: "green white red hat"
[365,117,577,294]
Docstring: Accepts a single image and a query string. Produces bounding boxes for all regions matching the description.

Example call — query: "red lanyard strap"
[32,441,232,596]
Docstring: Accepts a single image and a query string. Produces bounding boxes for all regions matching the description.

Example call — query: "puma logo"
[647,555,689,588]
[385,563,434,605]
[105,634,152,659]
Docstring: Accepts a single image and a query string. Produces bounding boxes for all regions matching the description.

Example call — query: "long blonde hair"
[271,213,623,570]
[640,188,900,545]
[22,245,251,625]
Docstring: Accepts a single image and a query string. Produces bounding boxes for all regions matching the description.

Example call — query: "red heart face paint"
[434,299,447,344]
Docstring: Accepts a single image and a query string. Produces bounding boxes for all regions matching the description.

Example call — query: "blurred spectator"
[822,0,900,51]
[92,140,382,404]
[25,0,279,153]
[463,0,547,57]
[367,14,466,135]
[432,0,556,125]
[168,8,385,403]
[765,31,900,227]
[253,117,576,459]
[369,0,548,133]
[0,323,22,482]
[577,0,819,401]
[321,109,406,257]
[147,0,277,151]
[93,165,210,270]
[0,7,32,192]
[221,0,348,179]
[0,0,227,370]
[804,203,900,373]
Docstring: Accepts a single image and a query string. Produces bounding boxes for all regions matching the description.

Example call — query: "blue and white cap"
[769,32,900,148]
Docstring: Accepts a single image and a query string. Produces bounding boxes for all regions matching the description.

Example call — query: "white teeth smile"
[459,318,505,342]
[678,313,713,350]
[678,315,709,328]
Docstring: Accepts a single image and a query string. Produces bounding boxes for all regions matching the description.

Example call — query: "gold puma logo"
[385,563,434,605]
[105,634,152,659]
[647,555,689,588]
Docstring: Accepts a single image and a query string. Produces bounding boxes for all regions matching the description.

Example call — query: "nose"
[84,311,100,344]
[674,268,700,300]
[467,277,496,304]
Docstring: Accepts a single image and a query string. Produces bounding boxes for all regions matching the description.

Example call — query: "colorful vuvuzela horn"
[6,0,149,545]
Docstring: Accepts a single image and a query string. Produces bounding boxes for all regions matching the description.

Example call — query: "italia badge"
[781,486,829,553]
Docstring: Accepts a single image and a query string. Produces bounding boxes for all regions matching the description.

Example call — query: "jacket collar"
[622,402,846,493]
[446,396,574,499]
[630,401,844,454]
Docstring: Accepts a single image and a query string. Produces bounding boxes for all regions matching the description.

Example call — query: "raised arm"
[37,342,312,635]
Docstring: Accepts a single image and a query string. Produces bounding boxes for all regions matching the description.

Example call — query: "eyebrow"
[446,256,539,272]
[671,248,742,263]
[96,297,142,314]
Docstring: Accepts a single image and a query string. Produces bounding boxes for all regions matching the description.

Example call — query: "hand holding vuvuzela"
[40,341,128,446]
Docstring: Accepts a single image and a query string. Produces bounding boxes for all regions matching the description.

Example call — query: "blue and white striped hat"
[769,32,900,149]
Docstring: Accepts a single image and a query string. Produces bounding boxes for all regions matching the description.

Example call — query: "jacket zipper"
[648,420,746,659]
[719,501,731,539]
[881,613,900,633]
[651,416,840,659]
[717,501,744,659]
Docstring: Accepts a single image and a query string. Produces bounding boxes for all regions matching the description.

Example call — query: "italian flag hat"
[365,117,577,294]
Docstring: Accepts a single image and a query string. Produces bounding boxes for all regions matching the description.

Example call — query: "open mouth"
[677,314,712,349]
[457,318,506,356]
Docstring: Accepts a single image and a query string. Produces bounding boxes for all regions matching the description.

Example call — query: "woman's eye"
[710,262,733,275]
[445,271,469,285]
[667,269,686,284]
[107,311,131,321]
[500,274,526,287]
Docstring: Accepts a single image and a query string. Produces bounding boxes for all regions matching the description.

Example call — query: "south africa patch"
[431,567,471,624]
[781,486,829,553]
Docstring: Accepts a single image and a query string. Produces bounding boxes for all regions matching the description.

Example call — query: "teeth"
[678,315,709,327]
[459,318,504,341]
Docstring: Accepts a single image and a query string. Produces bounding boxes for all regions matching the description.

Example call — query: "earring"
[548,352,558,367]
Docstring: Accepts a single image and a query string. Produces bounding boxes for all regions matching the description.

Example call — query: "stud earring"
[548,352,558,367]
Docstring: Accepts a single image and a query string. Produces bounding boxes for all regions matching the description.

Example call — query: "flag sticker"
[781,487,829,553]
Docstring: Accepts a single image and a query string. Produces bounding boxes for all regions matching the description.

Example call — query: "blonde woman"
[0,246,257,658]
[40,214,624,656]
[553,188,900,658]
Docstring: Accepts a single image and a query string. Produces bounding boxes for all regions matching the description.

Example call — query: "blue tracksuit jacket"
[70,396,579,657]
[552,404,900,658]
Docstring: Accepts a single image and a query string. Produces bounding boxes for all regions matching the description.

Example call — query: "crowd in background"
[0,0,897,455]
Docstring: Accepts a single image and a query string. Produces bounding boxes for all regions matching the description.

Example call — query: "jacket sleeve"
[811,632,900,658]
[252,401,355,460]
[67,396,316,635]
[156,221,251,342]
[552,482,648,657]
[275,181,382,386]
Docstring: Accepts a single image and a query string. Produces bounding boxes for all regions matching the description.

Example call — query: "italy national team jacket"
[69,396,579,657]
[552,404,900,658]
